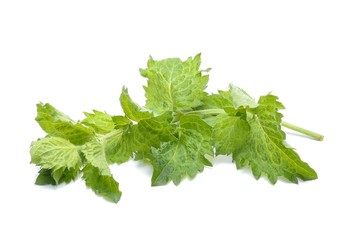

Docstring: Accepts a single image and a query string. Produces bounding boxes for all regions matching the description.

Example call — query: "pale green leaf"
[30,137,81,171]
[141,54,209,114]
[31,137,82,184]
[201,93,233,109]
[219,85,258,109]
[82,110,115,134]
[82,140,111,176]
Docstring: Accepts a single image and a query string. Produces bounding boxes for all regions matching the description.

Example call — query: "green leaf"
[213,114,250,155]
[30,137,81,171]
[201,93,234,109]
[140,54,209,114]
[82,140,111,176]
[30,137,82,184]
[219,85,258,109]
[104,128,134,164]
[179,115,213,160]
[120,87,153,122]
[82,164,121,203]
[35,169,57,185]
[111,115,132,129]
[150,115,213,186]
[233,94,317,183]
[82,110,115,134]
[35,167,80,185]
[36,103,94,145]
[131,112,176,152]
[30,54,321,204]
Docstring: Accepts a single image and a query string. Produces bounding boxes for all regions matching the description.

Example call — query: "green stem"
[281,121,324,141]
[97,128,124,142]
[184,109,225,115]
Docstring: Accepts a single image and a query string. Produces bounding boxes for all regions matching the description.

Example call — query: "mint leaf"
[233,94,318,183]
[30,137,82,184]
[112,115,132,129]
[140,54,209,114]
[35,169,57,185]
[201,93,234,109]
[120,87,153,122]
[30,137,81,171]
[131,112,176,152]
[213,114,249,155]
[82,110,115,134]
[81,140,122,202]
[82,164,121,203]
[104,128,134,164]
[150,115,212,186]
[219,84,258,109]
[82,140,111,175]
[36,103,94,145]
[35,167,80,185]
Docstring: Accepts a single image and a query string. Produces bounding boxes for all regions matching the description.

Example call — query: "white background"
[1,1,347,239]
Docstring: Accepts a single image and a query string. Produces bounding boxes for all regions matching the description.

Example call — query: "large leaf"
[30,137,82,184]
[140,54,209,114]
[233,94,317,183]
[150,115,213,186]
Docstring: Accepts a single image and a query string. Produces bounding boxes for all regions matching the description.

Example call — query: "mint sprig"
[30,54,323,203]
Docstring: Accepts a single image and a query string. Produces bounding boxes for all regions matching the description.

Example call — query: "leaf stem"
[281,121,324,141]
[184,109,225,115]
[98,128,124,142]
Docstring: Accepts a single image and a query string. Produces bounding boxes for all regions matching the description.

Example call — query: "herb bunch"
[30,54,323,203]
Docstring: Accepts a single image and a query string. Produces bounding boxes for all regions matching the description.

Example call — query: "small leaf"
[201,93,233,109]
[104,128,134,164]
[219,85,258,109]
[120,87,153,122]
[35,169,57,186]
[36,103,94,145]
[82,110,115,134]
[82,164,122,203]
[82,140,111,176]
[112,115,132,129]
